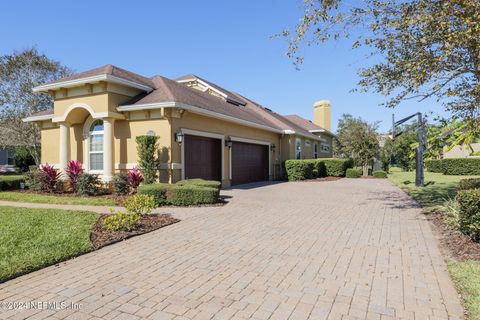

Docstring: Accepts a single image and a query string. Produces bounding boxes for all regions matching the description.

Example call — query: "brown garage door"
[184,135,222,181]
[232,141,269,185]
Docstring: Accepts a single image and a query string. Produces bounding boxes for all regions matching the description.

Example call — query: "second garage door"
[184,135,222,181]
[231,141,269,185]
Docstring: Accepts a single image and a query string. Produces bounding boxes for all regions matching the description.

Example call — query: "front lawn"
[0,191,117,206]
[449,261,480,320]
[0,206,98,282]
[389,168,480,319]
[388,169,478,208]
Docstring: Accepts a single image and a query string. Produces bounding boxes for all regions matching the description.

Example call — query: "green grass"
[0,191,116,206]
[449,261,480,320]
[389,168,480,319]
[388,168,479,208]
[0,174,24,181]
[0,206,99,282]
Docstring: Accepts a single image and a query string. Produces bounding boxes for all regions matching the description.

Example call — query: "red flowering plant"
[127,166,143,194]
[38,163,61,192]
[66,160,83,192]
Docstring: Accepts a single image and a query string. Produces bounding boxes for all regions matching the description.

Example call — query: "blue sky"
[0,0,447,132]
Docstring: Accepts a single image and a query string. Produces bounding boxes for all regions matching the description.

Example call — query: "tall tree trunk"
[362,162,369,177]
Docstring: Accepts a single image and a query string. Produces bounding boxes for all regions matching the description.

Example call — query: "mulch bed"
[424,210,480,261]
[90,214,180,249]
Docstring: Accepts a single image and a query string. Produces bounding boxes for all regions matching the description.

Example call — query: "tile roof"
[41,64,155,88]
[33,65,330,138]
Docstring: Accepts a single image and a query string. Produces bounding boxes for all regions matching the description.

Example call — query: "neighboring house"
[444,143,480,158]
[24,65,334,187]
[0,148,15,173]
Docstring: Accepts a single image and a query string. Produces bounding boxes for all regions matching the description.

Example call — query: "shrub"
[425,158,480,175]
[123,194,156,215]
[12,147,35,172]
[444,198,461,229]
[169,184,218,206]
[0,176,24,191]
[76,173,100,196]
[112,172,129,196]
[373,170,388,178]
[136,135,159,184]
[321,158,353,177]
[346,168,362,178]
[458,178,480,191]
[457,189,480,241]
[127,166,143,194]
[103,211,140,232]
[24,168,42,191]
[176,179,221,191]
[38,163,61,192]
[66,160,83,192]
[137,183,170,206]
[284,160,315,181]
[425,159,443,173]
[442,158,480,175]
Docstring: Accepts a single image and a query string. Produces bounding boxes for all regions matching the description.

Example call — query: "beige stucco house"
[24,65,334,187]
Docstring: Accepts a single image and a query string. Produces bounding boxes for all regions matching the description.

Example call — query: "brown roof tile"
[42,64,155,88]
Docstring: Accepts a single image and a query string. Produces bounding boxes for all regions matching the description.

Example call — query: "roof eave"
[118,102,284,134]
[32,74,153,93]
[23,114,54,122]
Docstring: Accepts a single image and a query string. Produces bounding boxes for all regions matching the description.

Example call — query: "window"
[321,143,330,153]
[89,120,104,171]
[295,138,302,159]
[314,143,318,159]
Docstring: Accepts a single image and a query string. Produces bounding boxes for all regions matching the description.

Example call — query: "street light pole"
[415,113,425,187]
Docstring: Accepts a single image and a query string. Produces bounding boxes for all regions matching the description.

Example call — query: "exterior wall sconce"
[225,137,233,148]
[175,131,184,144]
[270,144,276,152]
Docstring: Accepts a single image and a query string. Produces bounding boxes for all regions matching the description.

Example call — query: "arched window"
[89,120,104,171]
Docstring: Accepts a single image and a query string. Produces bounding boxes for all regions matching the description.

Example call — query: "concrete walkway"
[0,179,464,319]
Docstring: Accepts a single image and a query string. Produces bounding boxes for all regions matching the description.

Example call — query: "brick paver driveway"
[0,179,464,320]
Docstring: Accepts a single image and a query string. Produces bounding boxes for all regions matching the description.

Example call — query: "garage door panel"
[184,135,221,181]
[232,142,268,185]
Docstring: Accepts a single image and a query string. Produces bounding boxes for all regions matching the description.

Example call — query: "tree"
[281,0,480,127]
[0,48,72,164]
[392,125,417,171]
[335,114,380,176]
[379,137,394,172]
[136,135,159,184]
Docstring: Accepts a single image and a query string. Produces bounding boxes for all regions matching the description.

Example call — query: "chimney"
[313,100,331,131]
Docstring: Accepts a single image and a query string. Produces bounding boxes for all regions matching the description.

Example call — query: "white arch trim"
[52,102,125,123]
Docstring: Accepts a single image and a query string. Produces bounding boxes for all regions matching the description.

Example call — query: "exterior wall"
[0,149,13,165]
[41,126,60,164]
[170,111,282,187]
[444,143,480,158]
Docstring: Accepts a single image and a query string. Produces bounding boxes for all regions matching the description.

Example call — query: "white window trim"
[83,116,105,174]
[179,128,225,181]
[229,136,272,180]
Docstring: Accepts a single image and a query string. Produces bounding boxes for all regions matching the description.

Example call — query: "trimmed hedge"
[373,170,388,178]
[322,159,353,177]
[169,185,218,206]
[458,178,480,191]
[457,189,480,241]
[425,158,480,175]
[0,176,24,191]
[284,158,353,181]
[137,183,169,206]
[425,159,444,173]
[137,180,219,206]
[176,179,221,191]
[346,168,361,178]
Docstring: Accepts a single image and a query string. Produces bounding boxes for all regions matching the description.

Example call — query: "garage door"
[232,141,269,185]
[184,135,222,181]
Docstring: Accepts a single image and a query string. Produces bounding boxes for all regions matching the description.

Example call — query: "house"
[24,65,334,187]
[0,148,15,173]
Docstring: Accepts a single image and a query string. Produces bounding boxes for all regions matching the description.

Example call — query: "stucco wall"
[170,111,282,186]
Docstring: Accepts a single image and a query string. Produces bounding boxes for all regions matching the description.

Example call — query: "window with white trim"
[89,120,104,171]
[295,138,302,159]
